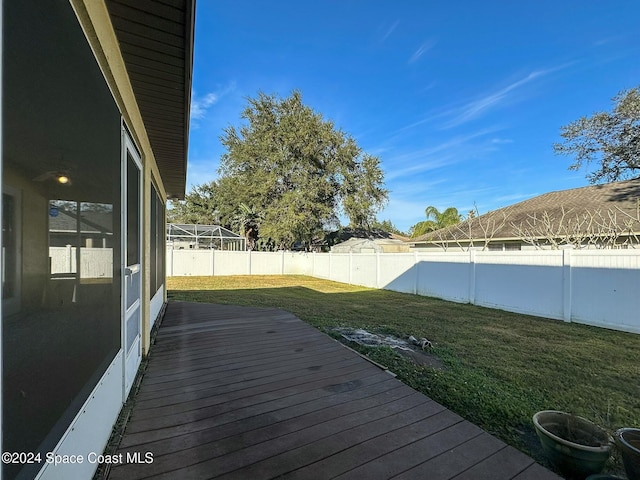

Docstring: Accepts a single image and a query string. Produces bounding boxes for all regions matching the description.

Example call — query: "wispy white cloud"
[191,93,219,120]
[408,39,437,64]
[443,63,577,128]
[420,81,437,93]
[442,71,546,128]
[383,128,500,181]
[393,63,574,134]
[385,154,457,181]
[593,34,626,47]
[190,82,237,121]
[380,20,400,43]
[387,178,448,197]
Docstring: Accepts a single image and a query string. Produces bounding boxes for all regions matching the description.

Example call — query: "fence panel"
[211,251,248,276]
[474,251,564,319]
[50,246,76,275]
[249,251,283,275]
[416,252,470,303]
[50,247,113,279]
[571,251,640,333]
[170,250,212,276]
[283,252,314,275]
[351,254,378,288]
[80,248,113,279]
[312,253,331,279]
[378,254,417,293]
[328,254,351,284]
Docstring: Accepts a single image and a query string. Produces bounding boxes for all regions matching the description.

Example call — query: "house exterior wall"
[1,1,175,478]
[71,0,168,354]
[411,238,640,252]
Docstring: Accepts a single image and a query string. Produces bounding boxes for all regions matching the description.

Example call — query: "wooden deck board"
[115,380,412,477]
[108,301,561,480]
[392,431,505,479]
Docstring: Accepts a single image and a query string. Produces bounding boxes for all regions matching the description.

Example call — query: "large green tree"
[371,219,405,236]
[410,206,462,238]
[217,90,388,249]
[167,182,220,225]
[554,85,640,183]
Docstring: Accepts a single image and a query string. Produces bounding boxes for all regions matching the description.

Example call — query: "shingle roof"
[328,227,410,243]
[49,208,113,234]
[413,178,640,244]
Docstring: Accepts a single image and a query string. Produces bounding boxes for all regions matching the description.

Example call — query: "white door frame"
[122,127,143,398]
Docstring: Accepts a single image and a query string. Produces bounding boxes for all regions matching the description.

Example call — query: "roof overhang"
[105,0,195,199]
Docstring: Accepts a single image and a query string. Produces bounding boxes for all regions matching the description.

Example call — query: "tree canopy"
[167,182,219,225]
[371,219,406,236]
[210,90,388,249]
[410,206,462,238]
[554,85,640,183]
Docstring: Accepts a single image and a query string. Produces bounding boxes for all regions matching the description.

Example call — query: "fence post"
[469,249,476,304]
[414,252,418,295]
[65,244,73,273]
[376,252,381,289]
[349,252,353,284]
[562,247,573,322]
[248,250,252,275]
[211,249,215,276]
[329,252,332,281]
[168,247,173,277]
[281,250,285,275]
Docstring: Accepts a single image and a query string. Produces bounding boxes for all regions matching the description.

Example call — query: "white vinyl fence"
[50,246,113,279]
[167,248,640,334]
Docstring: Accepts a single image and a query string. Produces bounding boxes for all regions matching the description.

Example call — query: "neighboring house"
[411,178,640,251]
[1,1,194,479]
[331,237,411,253]
[48,202,114,248]
[330,228,411,253]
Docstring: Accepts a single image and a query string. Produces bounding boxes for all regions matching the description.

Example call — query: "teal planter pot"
[615,428,640,480]
[533,411,612,480]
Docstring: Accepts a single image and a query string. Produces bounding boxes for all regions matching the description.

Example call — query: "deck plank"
[391,431,505,479]
[108,301,561,480]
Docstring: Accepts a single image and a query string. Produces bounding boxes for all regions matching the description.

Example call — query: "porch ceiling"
[106,0,195,200]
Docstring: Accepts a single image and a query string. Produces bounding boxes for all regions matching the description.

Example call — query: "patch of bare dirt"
[330,327,446,371]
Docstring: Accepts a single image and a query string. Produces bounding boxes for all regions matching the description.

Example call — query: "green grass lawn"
[167,274,639,473]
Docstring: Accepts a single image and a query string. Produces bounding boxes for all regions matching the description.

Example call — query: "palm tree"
[425,206,462,228]
[410,206,462,238]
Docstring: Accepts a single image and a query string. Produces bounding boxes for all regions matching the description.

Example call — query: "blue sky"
[187,1,640,233]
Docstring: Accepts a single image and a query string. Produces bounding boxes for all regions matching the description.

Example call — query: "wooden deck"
[108,301,561,480]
